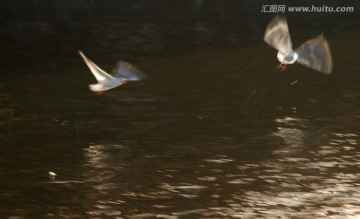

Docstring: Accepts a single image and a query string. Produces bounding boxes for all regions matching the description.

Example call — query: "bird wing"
[264,15,292,55]
[78,51,114,82]
[294,34,333,74]
[111,61,147,81]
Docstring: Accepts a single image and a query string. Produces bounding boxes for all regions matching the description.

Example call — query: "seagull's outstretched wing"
[264,15,292,55]
[78,51,114,82]
[294,34,333,74]
[111,61,147,81]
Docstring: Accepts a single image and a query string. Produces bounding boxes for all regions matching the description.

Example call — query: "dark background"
[0,0,359,21]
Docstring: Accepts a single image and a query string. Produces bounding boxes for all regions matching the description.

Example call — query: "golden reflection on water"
[80,134,360,218]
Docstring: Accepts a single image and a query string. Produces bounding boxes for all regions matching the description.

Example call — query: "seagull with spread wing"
[78,51,146,94]
[264,15,333,74]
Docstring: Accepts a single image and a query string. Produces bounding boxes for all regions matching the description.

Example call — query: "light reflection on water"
[70,126,359,218]
[0,17,359,218]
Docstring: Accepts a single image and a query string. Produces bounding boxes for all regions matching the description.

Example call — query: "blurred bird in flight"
[78,51,146,94]
[264,15,333,74]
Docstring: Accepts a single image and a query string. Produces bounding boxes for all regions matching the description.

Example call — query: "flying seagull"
[264,15,333,74]
[78,51,146,93]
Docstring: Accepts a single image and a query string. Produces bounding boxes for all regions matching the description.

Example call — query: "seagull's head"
[277,51,297,65]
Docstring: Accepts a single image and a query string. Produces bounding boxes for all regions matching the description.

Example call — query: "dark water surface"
[0,16,360,218]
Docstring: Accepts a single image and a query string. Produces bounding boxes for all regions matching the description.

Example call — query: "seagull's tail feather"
[294,34,333,74]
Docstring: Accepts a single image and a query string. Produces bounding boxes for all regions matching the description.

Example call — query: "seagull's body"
[78,51,146,93]
[264,15,333,74]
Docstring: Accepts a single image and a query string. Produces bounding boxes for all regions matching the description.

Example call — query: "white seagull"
[264,15,333,74]
[78,51,146,93]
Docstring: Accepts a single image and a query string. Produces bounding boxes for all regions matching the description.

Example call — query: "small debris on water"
[290,80,299,85]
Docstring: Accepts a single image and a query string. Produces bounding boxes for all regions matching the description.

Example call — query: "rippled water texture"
[0,15,360,218]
